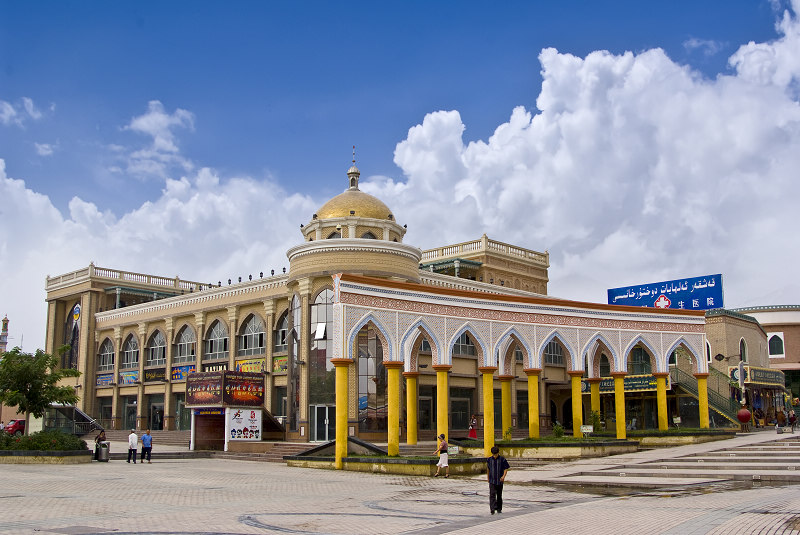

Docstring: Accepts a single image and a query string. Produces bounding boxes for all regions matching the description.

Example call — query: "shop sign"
[223,371,264,406]
[582,374,668,394]
[96,373,114,386]
[729,365,785,387]
[195,408,224,416]
[171,364,196,381]
[203,362,228,373]
[235,358,266,373]
[272,355,288,373]
[607,273,723,310]
[119,370,139,385]
[144,368,166,382]
[229,408,262,440]
[187,371,223,405]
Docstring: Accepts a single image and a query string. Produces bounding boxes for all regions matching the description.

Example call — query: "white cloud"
[22,97,42,120]
[122,100,195,179]
[0,100,18,125]
[683,38,725,57]
[0,97,45,126]
[34,142,55,156]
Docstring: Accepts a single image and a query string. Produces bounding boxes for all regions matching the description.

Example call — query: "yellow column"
[403,371,419,445]
[385,362,403,456]
[331,358,353,469]
[433,364,451,441]
[479,366,497,456]
[612,372,626,439]
[695,372,710,429]
[588,378,601,416]
[524,368,541,439]
[654,372,669,431]
[499,375,513,440]
[568,371,584,437]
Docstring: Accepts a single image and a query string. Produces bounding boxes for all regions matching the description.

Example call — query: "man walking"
[127,429,138,464]
[486,445,510,515]
[141,429,153,464]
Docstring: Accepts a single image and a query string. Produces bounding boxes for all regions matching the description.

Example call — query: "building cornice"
[286,239,422,263]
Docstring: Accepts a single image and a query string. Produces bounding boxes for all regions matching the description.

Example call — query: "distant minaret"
[0,316,8,354]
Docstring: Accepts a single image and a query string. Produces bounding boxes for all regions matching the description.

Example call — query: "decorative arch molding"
[447,322,488,367]
[664,335,705,374]
[400,318,440,370]
[494,326,532,375]
[581,332,619,377]
[347,312,395,363]
[539,329,577,371]
[622,335,660,374]
[172,322,196,343]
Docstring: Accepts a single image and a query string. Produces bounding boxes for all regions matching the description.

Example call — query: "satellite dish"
[714,353,725,361]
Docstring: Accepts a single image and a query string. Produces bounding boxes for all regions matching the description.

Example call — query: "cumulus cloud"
[122,100,195,179]
[34,142,55,156]
[683,38,725,57]
[0,96,44,126]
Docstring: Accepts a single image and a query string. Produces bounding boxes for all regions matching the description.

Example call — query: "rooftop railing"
[46,263,207,292]
[421,235,549,266]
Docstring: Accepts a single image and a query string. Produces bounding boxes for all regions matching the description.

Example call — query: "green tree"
[0,346,81,434]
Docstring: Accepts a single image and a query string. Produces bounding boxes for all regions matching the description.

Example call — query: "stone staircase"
[85,429,191,447]
[213,442,313,462]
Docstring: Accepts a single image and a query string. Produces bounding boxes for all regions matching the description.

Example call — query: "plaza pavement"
[2,432,799,535]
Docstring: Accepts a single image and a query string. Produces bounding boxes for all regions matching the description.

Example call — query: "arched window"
[629,346,651,375]
[310,290,335,406]
[668,350,678,366]
[706,341,712,363]
[62,303,81,370]
[238,315,265,356]
[205,321,229,361]
[174,326,196,364]
[599,353,611,376]
[453,332,477,356]
[288,295,302,430]
[97,339,115,371]
[769,334,785,356]
[740,339,748,363]
[514,345,524,363]
[358,324,386,432]
[146,331,166,366]
[121,336,139,369]
[274,312,288,352]
[327,231,341,239]
[361,231,377,239]
[543,340,564,366]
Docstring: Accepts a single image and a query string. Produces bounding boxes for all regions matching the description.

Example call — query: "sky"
[1,1,799,352]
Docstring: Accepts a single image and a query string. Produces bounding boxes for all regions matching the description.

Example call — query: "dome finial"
[347,145,360,190]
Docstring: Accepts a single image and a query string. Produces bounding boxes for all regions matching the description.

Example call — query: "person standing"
[487,445,510,515]
[433,433,449,478]
[468,414,478,439]
[789,410,797,433]
[94,430,107,460]
[127,429,138,464]
[141,429,153,464]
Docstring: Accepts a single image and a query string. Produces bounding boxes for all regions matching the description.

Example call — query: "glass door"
[418,397,433,430]
[150,404,164,430]
[311,405,336,442]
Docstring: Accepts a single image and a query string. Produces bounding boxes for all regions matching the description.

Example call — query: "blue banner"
[608,274,723,310]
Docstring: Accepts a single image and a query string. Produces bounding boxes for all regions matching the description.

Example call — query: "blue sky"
[2,1,799,350]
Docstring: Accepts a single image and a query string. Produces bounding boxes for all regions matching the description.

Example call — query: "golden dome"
[316,189,393,220]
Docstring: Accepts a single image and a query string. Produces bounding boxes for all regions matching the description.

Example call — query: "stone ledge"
[286,456,486,475]
[0,450,92,464]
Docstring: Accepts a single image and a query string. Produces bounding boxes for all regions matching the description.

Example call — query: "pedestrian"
[468,414,478,439]
[486,445,510,515]
[94,430,107,460]
[141,429,153,463]
[433,433,449,478]
[127,429,138,464]
[790,410,797,433]
[0,420,5,431]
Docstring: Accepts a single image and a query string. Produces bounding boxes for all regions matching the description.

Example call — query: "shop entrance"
[123,397,137,430]
[418,395,433,430]
[310,405,335,442]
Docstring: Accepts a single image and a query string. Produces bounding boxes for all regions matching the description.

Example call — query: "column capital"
[585,377,602,384]
[693,372,710,379]
[432,364,452,372]
[499,374,515,382]
[567,370,585,378]
[478,366,498,374]
[610,372,628,378]
[330,358,354,367]
[523,368,542,377]
[652,372,670,378]
[403,371,420,378]
[383,361,404,370]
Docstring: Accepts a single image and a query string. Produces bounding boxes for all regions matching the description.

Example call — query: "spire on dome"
[347,145,360,190]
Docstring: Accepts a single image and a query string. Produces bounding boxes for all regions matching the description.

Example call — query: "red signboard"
[223,371,265,406]
[187,371,223,405]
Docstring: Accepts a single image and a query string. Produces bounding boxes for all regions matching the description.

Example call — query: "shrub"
[552,422,564,438]
[0,430,88,451]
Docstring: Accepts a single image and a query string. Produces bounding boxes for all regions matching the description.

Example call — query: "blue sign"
[171,364,196,381]
[608,274,723,311]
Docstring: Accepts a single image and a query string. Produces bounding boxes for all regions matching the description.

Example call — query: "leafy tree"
[0,346,81,433]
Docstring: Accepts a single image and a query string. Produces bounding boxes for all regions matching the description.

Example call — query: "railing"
[670,367,739,423]
[46,264,208,292]
[421,236,549,266]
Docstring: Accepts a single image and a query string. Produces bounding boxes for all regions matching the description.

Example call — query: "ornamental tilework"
[663,333,706,373]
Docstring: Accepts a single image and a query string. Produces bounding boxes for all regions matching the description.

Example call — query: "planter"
[459,440,638,460]
[285,455,487,475]
[0,450,92,464]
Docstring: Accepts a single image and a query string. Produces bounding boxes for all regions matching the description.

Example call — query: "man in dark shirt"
[486,445,510,514]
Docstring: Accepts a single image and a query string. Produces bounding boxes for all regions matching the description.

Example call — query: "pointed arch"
[581,332,619,377]
[347,313,394,362]
[539,330,576,371]
[447,323,487,367]
[400,318,439,370]
[623,335,659,375]
[664,337,703,374]
[495,326,531,375]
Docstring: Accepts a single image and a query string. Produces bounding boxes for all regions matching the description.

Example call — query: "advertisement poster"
[171,364,196,381]
[272,355,288,373]
[607,274,723,310]
[235,358,266,373]
[228,408,262,441]
[581,374,669,394]
[187,371,223,405]
[223,372,264,406]
[203,362,228,373]
[144,368,166,382]
[96,373,114,386]
[119,370,139,385]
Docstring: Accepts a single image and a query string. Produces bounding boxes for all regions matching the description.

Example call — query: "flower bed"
[0,430,91,464]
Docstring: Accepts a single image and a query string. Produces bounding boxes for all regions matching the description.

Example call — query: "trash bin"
[97,441,110,462]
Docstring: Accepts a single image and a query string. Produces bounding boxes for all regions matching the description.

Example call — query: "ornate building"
[44,162,713,454]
